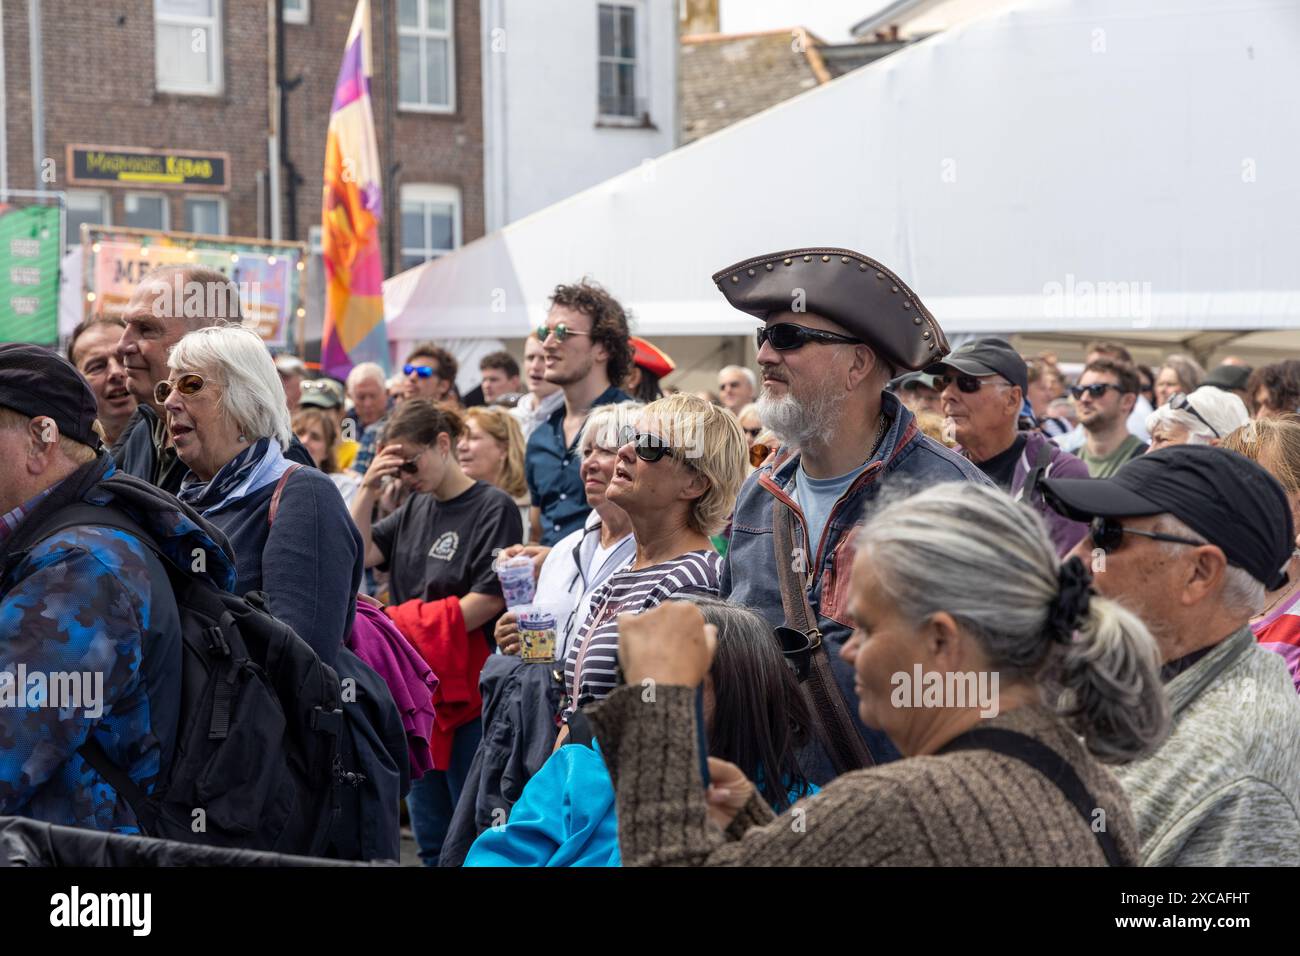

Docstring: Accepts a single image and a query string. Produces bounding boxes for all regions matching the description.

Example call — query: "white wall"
[482,0,678,230]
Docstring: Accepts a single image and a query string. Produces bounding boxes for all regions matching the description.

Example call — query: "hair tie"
[1047,556,1093,643]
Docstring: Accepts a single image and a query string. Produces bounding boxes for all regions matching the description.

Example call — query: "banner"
[82,227,306,349]
[0,201,62,344]
[321,0,388,380]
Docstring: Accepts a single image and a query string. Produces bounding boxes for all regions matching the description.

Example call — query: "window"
[398,0,455,112]
[598,3,638,118]
[400,184,461,271]
[155,0,223,96]
[125,193,169,231]
[184,196,226,235]
[65,191,111,249]
[283,0,309,25]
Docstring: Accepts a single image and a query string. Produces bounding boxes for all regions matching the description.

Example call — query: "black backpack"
[35,504,346,857]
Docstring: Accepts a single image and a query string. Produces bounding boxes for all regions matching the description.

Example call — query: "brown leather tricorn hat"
[712,247,949,372]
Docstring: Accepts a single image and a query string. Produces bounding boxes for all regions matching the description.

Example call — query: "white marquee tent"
[384,0,1300,371]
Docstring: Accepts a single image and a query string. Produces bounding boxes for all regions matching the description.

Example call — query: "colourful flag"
[321,0,387,380]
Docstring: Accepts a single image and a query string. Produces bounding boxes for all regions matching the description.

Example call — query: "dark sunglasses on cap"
[1088,515,1204,555]
[1167,392,1220,438]
[154,372,206,405]
[1070,383,1122,401]
[536,322,591,344]
[756,323,861,352]
[403,364,440,379]
[934,372,1007,394]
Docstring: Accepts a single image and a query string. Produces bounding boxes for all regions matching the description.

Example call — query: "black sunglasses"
[1070,383,1122,401]
[1167,392,1220,438]
[934,372,1007,394]
[756,323,862,352]
[617,424,683,464]
[1088,515,1204,555]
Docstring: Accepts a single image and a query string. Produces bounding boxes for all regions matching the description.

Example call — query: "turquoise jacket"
[465,740,816,867]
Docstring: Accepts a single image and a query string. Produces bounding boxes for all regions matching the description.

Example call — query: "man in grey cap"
[713,247,989,777]
[1044,445,1300,865]
[928,337,1089,555]
[890,371,943,415]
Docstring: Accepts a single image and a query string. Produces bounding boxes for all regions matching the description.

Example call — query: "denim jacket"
[721,390,991,774]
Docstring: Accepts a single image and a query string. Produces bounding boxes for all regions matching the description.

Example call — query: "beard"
[757,378,841,449]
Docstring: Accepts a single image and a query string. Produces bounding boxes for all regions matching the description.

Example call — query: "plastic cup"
[516,605,558,663]
[496,555,536,609]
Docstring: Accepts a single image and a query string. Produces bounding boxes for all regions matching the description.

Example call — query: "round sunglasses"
[756,323,861,352]
[1088,515,1204,555]
[536,323,591,344]
[154,372,206,405]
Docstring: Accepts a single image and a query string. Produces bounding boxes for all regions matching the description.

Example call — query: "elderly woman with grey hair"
[161,325,363,666]
[1145,385,1250,452]
[586,481,1170,866]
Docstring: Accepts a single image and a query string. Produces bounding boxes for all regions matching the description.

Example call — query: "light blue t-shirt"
[792,460,871,561]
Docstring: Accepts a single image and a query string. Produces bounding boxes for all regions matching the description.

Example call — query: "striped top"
[564,549,722,709]
[1251,588,1300,693]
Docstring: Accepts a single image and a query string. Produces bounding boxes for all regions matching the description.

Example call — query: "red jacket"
[386,595,490,770]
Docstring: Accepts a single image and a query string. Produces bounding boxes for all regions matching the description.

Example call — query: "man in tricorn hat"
[714,248,989,778]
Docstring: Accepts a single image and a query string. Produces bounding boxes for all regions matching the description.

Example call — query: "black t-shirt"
[975,434,1027,491]
[372,480,523,639]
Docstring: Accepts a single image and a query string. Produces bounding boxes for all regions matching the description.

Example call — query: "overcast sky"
[719,0,894,43]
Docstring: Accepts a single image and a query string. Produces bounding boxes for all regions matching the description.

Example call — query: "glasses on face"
[154,372,206,405]
[1088,515,1205,555]
[618,424,684,464]
[1167,392,1220,438]
[744,426,762,440]
[755,323,862,352]
[1070,383,1122,401]
[397,453,422,475]
[934,372,1007,394]
[404,364,439,379]
[536,323,591,344]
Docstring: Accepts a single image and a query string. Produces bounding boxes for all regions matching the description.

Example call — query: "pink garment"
[348,601,439,779]
[1251,588,1300,694]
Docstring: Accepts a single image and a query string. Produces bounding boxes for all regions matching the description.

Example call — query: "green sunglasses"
[536,323,591,343]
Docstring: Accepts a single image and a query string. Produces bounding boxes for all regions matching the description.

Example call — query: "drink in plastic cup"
[496,555,536,608]
[516,606,557,663]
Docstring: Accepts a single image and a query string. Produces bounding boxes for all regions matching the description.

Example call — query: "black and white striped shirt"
[564,549,722,709]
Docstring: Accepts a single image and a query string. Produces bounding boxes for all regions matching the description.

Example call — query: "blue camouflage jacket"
[0,457,236,831]
[721,391,991,774]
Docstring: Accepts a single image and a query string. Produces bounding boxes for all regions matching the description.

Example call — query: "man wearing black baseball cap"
[0,343,236,833]
[1043,444,1300,866]
[926,337,1089,555]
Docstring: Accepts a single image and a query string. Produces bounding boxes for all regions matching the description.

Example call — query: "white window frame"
[184,195,227,236]
[124,192,171,232]
[597,0,647,125]
[65,190,111,248]
[154,0,225,96]
[282,0,309,25]
[399,184,461,270]
[397,0,456,114]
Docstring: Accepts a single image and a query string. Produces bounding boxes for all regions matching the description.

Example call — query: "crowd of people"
[3,247,1298,868]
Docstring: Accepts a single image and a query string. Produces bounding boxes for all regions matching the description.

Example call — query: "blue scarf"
[178,437,274,513]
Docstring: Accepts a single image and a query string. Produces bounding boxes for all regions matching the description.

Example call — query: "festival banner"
[321,0,388,380]
[0,200,62,344]
[82,226,306,349]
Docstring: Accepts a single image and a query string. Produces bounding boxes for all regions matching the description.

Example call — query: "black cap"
[1203,364,1252,393]
[0,344,101,449]
[1042,444,1293,589]
[925,336,1028,395]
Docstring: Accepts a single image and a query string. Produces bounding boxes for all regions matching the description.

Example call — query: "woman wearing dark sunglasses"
[350,398,523,866]
[564,394,748,713]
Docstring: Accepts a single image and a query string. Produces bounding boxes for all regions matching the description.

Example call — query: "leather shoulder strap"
[938,727,1127,866]
[267,463,304,528]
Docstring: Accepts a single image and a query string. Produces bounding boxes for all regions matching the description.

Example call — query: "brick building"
[1,0,484,274]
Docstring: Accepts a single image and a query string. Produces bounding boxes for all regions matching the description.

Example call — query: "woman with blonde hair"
[292,406,363,505]
[1223,415,1300,690]
[457,406,529,538]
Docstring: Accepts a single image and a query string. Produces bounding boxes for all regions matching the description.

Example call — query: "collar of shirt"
[545,385,629,451]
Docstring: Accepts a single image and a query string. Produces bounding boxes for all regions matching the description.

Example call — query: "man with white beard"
[714,248,990,780]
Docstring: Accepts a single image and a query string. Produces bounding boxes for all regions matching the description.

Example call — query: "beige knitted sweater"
[587,686,1140,866]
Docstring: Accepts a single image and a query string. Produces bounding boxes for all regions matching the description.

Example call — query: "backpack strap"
[1017,441,1054,506]
[78,736,159,833]
[937,727,1128,866]
[267,464,305,528]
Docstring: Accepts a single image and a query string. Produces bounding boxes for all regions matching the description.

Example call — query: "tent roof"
[385,0,1300,342]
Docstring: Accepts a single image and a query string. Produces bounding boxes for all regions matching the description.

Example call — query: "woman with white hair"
[161,325,364,666]
[1145,385,1250,452]
[589,481,1170,866]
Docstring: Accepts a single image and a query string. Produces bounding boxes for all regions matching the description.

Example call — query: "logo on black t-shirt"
[428,531,460,561]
